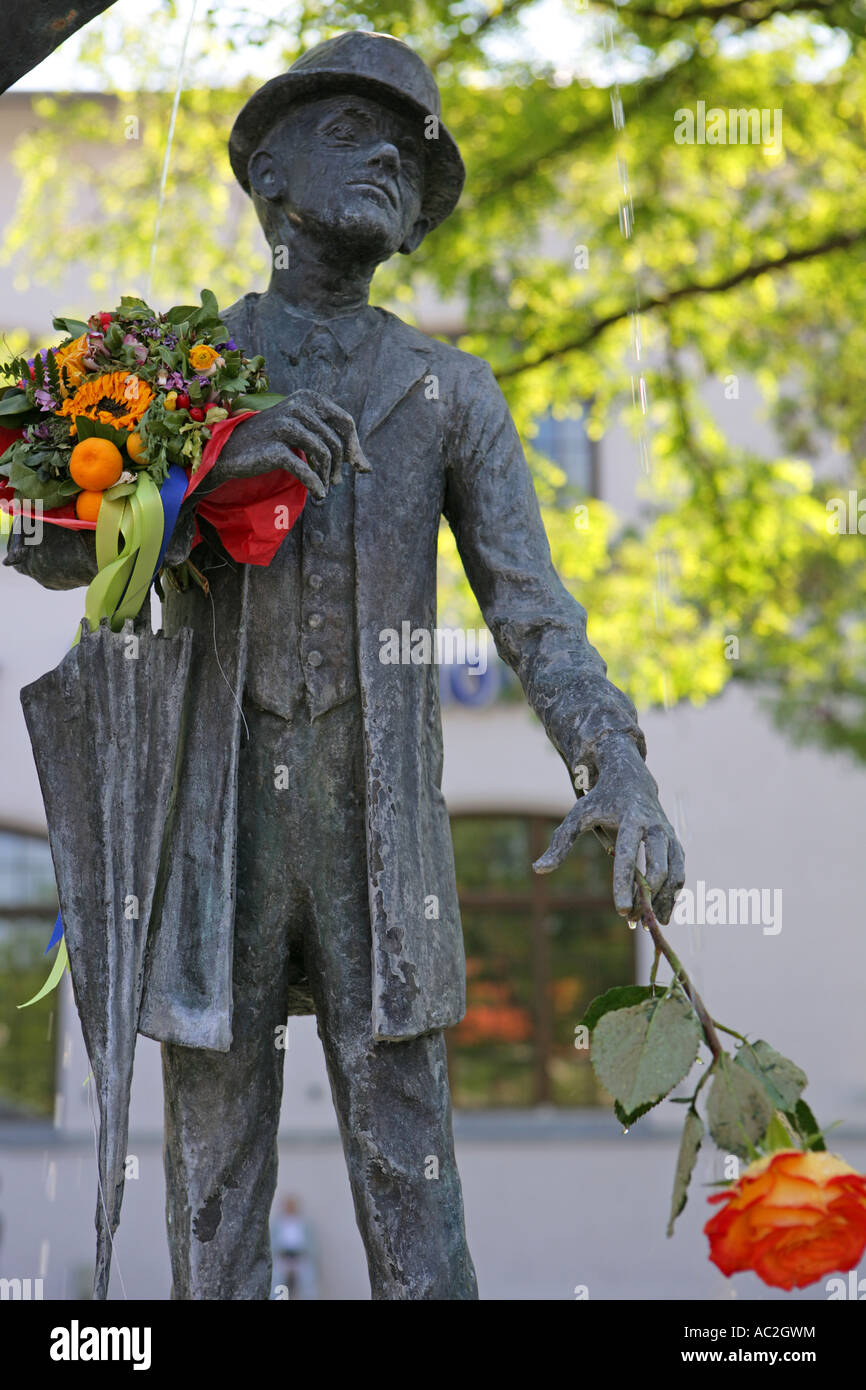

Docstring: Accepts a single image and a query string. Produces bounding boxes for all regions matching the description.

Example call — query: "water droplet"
[622,1127,629,1135]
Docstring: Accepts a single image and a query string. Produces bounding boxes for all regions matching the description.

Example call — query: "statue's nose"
[366,140,400,176]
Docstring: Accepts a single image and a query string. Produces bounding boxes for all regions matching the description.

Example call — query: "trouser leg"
[161,712,301,1300]
[299,702,478,1301]
[317,1008,478,1300]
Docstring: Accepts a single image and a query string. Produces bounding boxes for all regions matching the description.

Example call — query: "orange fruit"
[75,490,103,522]
[126,431,146,465]
[69,437,123,491]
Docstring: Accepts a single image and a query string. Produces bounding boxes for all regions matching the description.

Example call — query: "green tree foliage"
[4,0,866,752]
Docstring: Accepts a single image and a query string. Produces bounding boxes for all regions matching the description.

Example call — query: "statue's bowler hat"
[229,31,465,230]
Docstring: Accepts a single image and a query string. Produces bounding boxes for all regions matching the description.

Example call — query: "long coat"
[11,301,645,1050]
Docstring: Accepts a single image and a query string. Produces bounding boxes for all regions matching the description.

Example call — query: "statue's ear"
[399,216,431,256]
[248,148,283,200]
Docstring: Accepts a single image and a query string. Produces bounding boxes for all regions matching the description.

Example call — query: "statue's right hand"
[206,389,371,500]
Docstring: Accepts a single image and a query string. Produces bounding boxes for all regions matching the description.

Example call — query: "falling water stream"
[601,10,719,1292]
[145,0,200,301]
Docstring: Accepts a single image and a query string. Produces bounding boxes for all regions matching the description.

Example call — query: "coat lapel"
[357,314,431,443]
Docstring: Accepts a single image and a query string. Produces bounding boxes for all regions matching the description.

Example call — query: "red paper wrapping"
[0,410,307,562]
[183,412,307,565]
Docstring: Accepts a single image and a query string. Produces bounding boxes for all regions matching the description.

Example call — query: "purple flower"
[26,420,53,441]
[34,387,57,411]
[225,338,237,350]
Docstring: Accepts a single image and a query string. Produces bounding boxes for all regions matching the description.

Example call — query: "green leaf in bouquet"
[591,995,702,1115]
[153,410,183,435]
[8,455,71,508]
[181,431,203,467]
[164,304,202,326]
[104,323,125,353]
[233,392,285,412]
[734,1040,806,1112]
[0,389,36,417]
[582,984,655,1034]
[706,1054,773,1159]
[52,315,89,337]
[58,478,81,497]
[215,375,251,394]
[104,480,138,501]
[32,354,45,388]
[73,415,131,452]
[667,1108,704,1236]
[45,350,62,397]
[190,288,220,325]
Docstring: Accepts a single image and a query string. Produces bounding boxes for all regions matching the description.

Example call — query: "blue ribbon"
[45,909,63,954]
[46,464,188,954]
[154,464,188,573]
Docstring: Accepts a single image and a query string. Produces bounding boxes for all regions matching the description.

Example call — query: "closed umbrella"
[21,602,193,1298]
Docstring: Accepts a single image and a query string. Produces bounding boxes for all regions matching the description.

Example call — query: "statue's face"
[250,94,429,262]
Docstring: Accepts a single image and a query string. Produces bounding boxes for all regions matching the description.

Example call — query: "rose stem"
[634,872,724,1063]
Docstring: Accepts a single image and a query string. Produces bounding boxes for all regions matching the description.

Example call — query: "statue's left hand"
[532,732,684,924]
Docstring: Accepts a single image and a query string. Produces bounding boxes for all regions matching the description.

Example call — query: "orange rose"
[705,1149,866,1290]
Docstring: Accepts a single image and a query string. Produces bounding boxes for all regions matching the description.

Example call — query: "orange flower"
[705,1149,866,1290]
[58,372,153,434]
[188,344,220,372]
[53,335,90,392]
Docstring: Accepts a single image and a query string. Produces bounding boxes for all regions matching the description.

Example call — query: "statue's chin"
[312,208,402,266]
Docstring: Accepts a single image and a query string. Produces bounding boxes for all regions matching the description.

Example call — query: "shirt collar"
[272,301,381,358]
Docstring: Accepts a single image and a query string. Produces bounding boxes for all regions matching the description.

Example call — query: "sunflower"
[58,371,154,433]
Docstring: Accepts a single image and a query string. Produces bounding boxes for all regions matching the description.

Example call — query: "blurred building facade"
[1,92,865,1302]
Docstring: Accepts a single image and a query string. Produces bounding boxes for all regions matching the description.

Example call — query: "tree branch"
[595,0,837,24]
[495,227,866,379]
[431,0,528,69]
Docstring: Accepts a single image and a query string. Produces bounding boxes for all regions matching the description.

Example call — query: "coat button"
[309,528,325,543]
[308,574,323,590]
[307,650,323,667]
[307,614,322,629]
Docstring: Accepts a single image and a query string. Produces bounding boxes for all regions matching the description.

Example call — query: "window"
[0,826,58,1119]
[446,814,633,1108]
[531,409,596,494]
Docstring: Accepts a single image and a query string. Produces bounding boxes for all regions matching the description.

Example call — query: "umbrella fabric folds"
[21,605,193,1299]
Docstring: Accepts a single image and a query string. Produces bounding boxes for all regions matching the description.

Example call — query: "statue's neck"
[266,238,377,320]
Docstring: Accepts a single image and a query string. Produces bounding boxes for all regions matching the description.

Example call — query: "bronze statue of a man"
[8,30,684,1300]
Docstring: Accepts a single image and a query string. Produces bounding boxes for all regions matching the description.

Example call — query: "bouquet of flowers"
[0,289,302,628]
